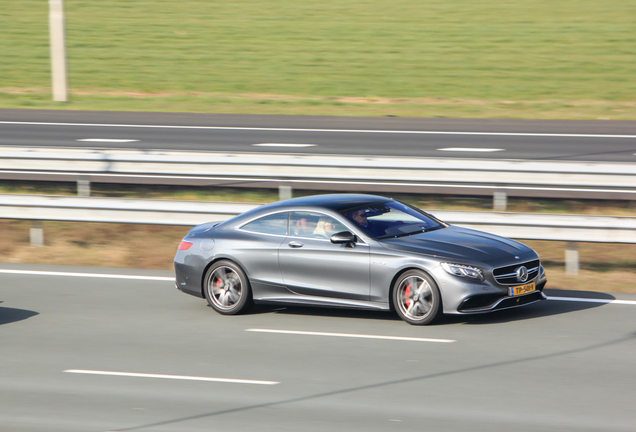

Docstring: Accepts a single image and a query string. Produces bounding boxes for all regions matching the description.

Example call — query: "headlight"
[441,262,484,281]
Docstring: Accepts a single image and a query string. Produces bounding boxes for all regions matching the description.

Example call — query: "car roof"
[218,194,394,228]
[272,193,392,212]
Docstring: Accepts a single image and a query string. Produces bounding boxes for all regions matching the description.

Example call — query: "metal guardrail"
[3,193,633,274]
[1,194,635,244]
[2,148,636,204]
[0,194,256,226]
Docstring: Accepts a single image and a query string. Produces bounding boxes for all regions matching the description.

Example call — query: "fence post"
[49,0,68,102]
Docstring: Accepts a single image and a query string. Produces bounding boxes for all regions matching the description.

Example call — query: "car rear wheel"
[204,260,253,315]
[392,270,442,325]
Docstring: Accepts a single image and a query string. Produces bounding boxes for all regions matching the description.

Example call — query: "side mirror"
[330,231,357,244]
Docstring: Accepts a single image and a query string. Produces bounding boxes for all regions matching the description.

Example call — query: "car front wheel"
[392,270,442,325]
[204,260,253,315]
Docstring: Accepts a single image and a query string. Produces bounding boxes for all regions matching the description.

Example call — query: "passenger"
[294,217,309,236]
[313,218,337,239]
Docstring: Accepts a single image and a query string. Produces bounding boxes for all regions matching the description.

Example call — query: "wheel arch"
[387,265,443,312]
[200,255,250,297]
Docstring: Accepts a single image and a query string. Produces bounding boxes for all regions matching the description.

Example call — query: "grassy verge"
[2,0,635,119]
[2,91,635,120]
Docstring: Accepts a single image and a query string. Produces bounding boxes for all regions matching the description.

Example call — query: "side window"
[241,212,288,235]
[290,212,347,239]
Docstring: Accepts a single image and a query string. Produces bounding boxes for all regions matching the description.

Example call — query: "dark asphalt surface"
[1,264,635,432]
[2,109,636,161]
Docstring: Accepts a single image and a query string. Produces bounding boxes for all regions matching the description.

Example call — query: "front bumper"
[456,278,547,314]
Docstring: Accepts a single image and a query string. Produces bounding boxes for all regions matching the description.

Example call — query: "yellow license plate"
[509,282,536,297]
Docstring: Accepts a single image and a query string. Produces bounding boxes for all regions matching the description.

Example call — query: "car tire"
[204,260,253,315]
[392,270,442,325]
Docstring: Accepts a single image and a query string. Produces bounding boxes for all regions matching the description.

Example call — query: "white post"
[77,179,90,197]
[30,221,44,247]
[493,191,507,212]
[49,0,68,102]
[565,242,579,276]
[279,185,292,201]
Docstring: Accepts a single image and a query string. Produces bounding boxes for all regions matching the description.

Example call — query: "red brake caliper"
[405,284,412,307]
[216,278,223,287]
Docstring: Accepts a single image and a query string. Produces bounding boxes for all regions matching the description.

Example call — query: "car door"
[278,211,370,301]
[236,211,289,294]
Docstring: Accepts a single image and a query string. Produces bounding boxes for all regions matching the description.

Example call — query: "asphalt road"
[1,264,635,432]
[1,109,636,161]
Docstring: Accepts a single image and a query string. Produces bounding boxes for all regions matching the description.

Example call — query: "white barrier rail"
[1,194,635,244]
[2,148,636,205]
[4,194,633,274]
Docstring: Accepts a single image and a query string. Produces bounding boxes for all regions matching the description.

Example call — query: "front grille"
[458,294,506,312]
[458,290,546,313]
[493,259,540,285]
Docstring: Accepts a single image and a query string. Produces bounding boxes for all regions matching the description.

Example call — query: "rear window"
[241,212,288,236]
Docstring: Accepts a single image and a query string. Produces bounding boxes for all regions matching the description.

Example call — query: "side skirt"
[254,296,390,311]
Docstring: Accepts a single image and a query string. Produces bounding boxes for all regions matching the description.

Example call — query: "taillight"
[178,241,194,250]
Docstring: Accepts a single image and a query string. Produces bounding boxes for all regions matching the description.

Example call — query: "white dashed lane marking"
[246,329,456,343]
[76,138,140,143]
[64,370,279,385]
[438,147,504,152]
[252,143,317,148]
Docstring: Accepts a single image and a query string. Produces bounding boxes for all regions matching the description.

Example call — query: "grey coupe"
[174,194,547,325]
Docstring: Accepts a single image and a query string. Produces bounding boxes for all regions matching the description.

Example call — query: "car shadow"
[249,304,401,321]
[248,288,615,325]
[0,302,39,326]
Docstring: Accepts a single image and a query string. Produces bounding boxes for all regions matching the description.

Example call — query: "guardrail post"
[30,221,44,246]
[565,242,579,275]
[494,191,507,211]
[279,185,292,201]
[77,179,90,197]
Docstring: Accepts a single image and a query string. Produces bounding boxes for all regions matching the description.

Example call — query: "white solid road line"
[246,329,456,343]
[253,143,317,147]
[2,121,636,139]
[547,296,636,305]
[64,370,279,385]
[76,138,140,143]
[0,269,174,281]
[438,147,504,152]
[1,269,635,305]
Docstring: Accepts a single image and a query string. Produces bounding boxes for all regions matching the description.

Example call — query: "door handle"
[288,241,304,248]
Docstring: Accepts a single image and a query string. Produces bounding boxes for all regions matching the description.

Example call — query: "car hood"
[378,226,531,262]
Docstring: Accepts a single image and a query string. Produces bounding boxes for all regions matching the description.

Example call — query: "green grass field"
[1,0,635,118]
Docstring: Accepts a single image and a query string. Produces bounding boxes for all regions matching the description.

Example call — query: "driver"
[348,208,383,237]
[351,209,369,228]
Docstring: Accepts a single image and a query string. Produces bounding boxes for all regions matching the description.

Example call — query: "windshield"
[340,200,446,239]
